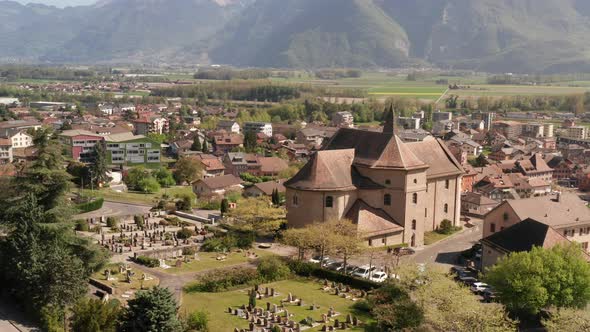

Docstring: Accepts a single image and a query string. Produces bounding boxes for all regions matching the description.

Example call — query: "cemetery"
[90,263,159,304]
[158,248,276,274]
[76,213,215,260]
[182,278,373,331]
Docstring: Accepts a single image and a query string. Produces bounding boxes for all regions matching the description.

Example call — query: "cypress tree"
[202,139,208,153]
[190,136,201,151]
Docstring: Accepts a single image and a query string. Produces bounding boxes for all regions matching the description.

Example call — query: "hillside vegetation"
[1,0,590,73]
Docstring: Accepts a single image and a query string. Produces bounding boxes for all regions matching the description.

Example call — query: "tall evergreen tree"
[220,198,229,217]
[190,135,201,151]
[118,287,182,332]
[202,139,208,153]
[89,142,110,187]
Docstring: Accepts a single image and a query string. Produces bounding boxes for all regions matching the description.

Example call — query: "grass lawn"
[181,278,372,331]
[159,249,275,275]
[77,186,195,205]
[424,229,461,246]
[91,264,159,303]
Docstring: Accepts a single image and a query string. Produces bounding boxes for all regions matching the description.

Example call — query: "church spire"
[383,105,395,134]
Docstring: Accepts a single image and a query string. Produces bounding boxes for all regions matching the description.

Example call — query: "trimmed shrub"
[134,256,159,268]
[74,219,90,232]
[438,219,461,235]
[134,215,145,228]
[76,197,104,213]
[106,217,118,229]
[185,267,259,293]
[176,228,194,240]
[257,256,291,282]
[182,247,198,256]
[185,311,209,332]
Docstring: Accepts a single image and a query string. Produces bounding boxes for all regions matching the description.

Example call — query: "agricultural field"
[451,84,590,99]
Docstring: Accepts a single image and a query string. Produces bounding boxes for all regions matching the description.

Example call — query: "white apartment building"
[244,122,273,137]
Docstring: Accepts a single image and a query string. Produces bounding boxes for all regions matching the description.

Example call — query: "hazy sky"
[16,0,96,7]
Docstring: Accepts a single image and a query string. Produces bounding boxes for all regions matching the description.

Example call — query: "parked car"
[457,276,478,286]
[309,255,330,264]
[345,265,359,275]
[470,282,491,294]
[370,271,388,283]
[482,289,499,303]
[353,265,376,279]
[326,261,344,271]
[394,247,416,256]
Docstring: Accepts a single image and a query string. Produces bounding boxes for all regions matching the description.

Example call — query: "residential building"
[190,154,225,178]
[544,123,554,138]
[461,192,499,217]
[1,130,33,149]
[192,174,243,197]
[223,152,261,176]
[472,112,495,131]
[285,108,464,248]
[563,126,588,140]
[59,130,105,163]
[0,138,13,164]
[492,121,522,139]
[522,123,545,138]
[104,133,161,165]
[244,179,286,197]
[515,154,553,182]
[217,120,241,134]
[397,117,421,130]
[258,157,289,177]
[133,117,169,135]
[432,111,452,122]
[243,122,273,137]
[481,219,578,270]
[0,120,41,133]
[296,127,338,147]
[483,193,590,250]
[331,111,354,128]
[213,134,243,155]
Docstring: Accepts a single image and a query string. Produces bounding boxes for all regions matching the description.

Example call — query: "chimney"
[383,105,395,134]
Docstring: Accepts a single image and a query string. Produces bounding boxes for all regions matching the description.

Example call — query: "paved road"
[409,220,483,267]
[347,219,483,269]
[0,299,40,332]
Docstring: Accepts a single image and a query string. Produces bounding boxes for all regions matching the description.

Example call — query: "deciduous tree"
[485,244,590,315]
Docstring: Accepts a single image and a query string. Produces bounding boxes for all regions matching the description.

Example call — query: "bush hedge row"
[76,197,104,213]
[134,256,159,268]
[287,260,381,291]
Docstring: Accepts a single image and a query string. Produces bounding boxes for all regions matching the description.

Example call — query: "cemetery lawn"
[77,186,196,205]
[159,249,276,274]
[181,278,373,331]
[91,264,159,302]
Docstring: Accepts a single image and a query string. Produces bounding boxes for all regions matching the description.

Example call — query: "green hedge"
[76,197,104,213]
[134,256,159,268]
[185,267,260,293]
[287,260,381,291]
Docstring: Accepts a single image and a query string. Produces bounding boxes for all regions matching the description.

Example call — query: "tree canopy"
[485,244,590,315]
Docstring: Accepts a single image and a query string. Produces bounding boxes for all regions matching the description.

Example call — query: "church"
[284,108,464,248]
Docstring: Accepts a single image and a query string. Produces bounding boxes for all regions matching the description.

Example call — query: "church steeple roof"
[383,105,395,134]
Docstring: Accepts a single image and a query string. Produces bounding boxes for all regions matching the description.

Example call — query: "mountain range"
[2,0,590,73]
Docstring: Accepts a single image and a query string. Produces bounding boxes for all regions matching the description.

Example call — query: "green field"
[182,278,372,331]
[159,249,275,275]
